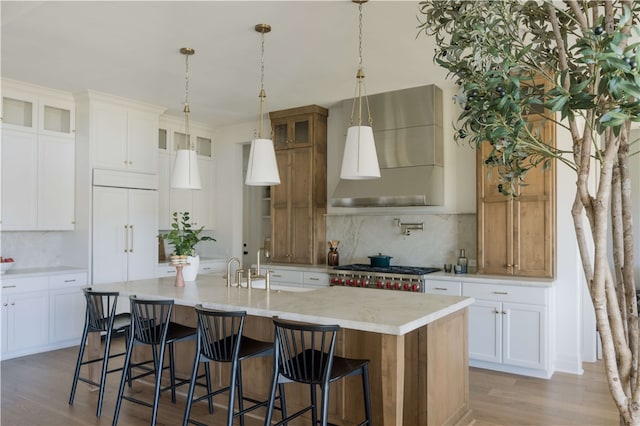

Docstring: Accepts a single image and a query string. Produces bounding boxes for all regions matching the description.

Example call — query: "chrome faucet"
[226,257,241,287]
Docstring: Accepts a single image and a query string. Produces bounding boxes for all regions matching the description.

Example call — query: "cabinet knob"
[502,311,507,315]
[493,309,499,314]
[3,303,8,307]
[10,302,15,306]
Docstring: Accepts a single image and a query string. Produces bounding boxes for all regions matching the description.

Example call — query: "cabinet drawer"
[157,265,177,277]
[266,269,303,284]
[1,277,49,294]
[425,280,462,296]
[200,260,226,275]
[49,273,87,289]
[463,283,547,305]
[303,272,328,287]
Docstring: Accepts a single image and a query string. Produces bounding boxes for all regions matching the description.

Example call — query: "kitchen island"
[94,276,474,425]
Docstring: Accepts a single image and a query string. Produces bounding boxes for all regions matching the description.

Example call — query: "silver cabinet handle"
[2,285,16,289]
[272,274,282,278]
[493,291,508,295]
[308,277,319,281]
[434,287,448,291]
[64,279,76,283]
[124,225,129,252]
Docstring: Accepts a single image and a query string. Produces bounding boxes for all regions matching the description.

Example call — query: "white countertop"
[425,271,554,287]
[94,275,473,336]
[1,266,87,279]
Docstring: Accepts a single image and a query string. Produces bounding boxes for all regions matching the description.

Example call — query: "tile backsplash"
[325,213,476,267]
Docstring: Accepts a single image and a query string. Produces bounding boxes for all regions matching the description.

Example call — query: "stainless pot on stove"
[368,253,393,267]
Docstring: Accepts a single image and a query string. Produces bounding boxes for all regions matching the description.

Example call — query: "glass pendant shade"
[340,125,380,179]
[171,148,201,189]
[245,138,280,185]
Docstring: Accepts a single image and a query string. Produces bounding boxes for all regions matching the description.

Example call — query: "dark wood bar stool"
[69,288,131,417]
[183,304,285,426]
[265,318,372,426]
[112,296,209,426]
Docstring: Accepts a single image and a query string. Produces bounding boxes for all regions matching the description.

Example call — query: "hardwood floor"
[1,342,619,425]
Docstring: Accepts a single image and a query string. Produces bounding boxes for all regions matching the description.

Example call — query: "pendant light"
[340,0,380,180]
[245,24,280,186]
[171,47,201,189]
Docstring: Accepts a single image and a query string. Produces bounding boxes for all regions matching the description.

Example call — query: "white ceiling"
[1,0,452,127]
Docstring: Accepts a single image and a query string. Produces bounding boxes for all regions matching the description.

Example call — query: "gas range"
[329,264,441,292]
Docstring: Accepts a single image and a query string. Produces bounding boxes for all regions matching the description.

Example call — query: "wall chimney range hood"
[331,84,444,207]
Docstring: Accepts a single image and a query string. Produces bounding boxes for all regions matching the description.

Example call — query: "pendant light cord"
[257,29,267,139]
[183,51,193,150]
[349,2,373,127]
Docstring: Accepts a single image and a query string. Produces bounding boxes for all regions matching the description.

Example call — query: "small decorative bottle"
[327,240,340,266]
[457,249,468,274]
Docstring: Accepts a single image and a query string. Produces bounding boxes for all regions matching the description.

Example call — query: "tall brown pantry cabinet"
[476,83,556,278]
[268,105,328,265]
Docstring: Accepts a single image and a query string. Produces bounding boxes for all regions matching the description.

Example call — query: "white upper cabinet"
[84,92,163,174]
[1,79,76,230]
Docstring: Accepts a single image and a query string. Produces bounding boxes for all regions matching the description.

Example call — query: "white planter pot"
[183,255,200,281]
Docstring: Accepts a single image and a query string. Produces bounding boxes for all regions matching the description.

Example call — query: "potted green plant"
[160,211,215,281]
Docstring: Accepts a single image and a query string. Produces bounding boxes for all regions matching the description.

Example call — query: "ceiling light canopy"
[245,23,280,186]
[171,47,201,190]
[340,0,381,180]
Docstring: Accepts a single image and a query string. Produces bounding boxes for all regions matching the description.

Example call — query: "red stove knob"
[353,280,360,287]
[338,278,344,285]
[330,277,337,284]
[394,282,401,290]
[347,279,354,286]
[412,283,420,292]
[403,283,410,291]
[376,281,383,289]
[386,282,392,289]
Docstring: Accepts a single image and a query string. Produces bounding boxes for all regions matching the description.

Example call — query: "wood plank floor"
[1,341,619,425]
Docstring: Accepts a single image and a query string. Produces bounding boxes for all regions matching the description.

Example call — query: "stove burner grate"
[333,264,441,275]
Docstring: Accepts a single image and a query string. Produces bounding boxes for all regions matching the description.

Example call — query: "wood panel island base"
[93,277,474,425]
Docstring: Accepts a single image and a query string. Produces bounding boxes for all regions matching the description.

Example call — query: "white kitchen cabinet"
[92,185,158,284]
[1,129,38,229]
[49,272,87,345]
[90,99,159,174]
[156,258,226,278]
[1,81,75,230]
[38,134,75,229]
[463,281,552,378]
[1,277,50,360]
[424,279,462,296]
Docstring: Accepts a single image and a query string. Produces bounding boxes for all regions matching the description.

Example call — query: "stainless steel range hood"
[331,84,444,207]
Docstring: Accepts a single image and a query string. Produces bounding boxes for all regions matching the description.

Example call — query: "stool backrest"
[129,296,174,345]
[83,288,120,332]
[272,318,340,385]
[194,304,246,362]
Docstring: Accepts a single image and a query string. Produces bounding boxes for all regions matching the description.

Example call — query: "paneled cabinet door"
[7,290,49,354]
[502,302,546,370]
[38,134,75,230]
[49,273,87,344]
[0,129,38,229]
[93,186,158,284]
[1,296,8,354]
[272,113,313,150]
[92,104,157,174]
[468,299,502,363]
[50,287,85,343]
[270,148,313,264]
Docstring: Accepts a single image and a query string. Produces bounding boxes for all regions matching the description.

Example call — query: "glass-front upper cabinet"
[2,84,74,136]
[270,113,313,150]
[196,136,212,158]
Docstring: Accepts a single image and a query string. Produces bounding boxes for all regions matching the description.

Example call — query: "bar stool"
[265,318,372,426]
[69,288,131,417]
[113,296,209,426]
[183,304,285,426]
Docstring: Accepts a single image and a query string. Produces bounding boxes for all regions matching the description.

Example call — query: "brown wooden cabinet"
[269,105,328,264]
[476,87,556,278]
